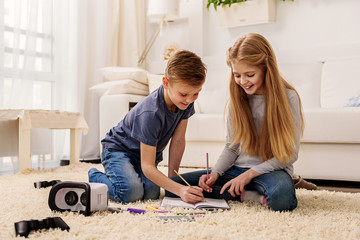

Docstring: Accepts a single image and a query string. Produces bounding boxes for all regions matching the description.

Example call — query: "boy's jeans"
[165,165,297,211]
[88,148,160,203]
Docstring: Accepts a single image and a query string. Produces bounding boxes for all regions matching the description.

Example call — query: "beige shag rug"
[0,163,359,240]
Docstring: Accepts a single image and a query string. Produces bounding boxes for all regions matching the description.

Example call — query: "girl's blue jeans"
[165,166,297,211]
[88,148,160,203]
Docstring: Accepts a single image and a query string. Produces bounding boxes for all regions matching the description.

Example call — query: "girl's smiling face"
[232,61,265,95]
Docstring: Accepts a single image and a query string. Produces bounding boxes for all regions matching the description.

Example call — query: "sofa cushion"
[186,113,227,141]
[100,67,148,84]
[90,80,149,96]
[279,62,323,108]
[197,68,230,114]
[321,58,360,108]
[302,108,360,143]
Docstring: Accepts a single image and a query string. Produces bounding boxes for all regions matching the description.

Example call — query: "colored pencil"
[174,170,192,188]
[206,153,209,180]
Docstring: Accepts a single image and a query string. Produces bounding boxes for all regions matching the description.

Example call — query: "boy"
[89,50,206,203]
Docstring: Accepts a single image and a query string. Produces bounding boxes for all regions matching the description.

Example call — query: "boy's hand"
[199,172,219,193]
[180,186,204,204]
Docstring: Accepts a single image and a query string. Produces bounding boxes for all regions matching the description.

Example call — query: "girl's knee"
[268,195,297,211]
[267,185,297,211]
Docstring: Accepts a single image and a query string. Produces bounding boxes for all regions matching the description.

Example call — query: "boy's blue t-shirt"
[101,85,195,163]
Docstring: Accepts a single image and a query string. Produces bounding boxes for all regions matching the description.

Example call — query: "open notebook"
[160,197,230,209]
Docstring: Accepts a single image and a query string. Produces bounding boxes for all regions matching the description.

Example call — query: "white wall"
[147,0,360,73]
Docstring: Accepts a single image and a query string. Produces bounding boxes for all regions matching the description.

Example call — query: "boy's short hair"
[165,50,207,86]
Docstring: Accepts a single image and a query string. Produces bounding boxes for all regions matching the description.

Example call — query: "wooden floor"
[307,179,360,193]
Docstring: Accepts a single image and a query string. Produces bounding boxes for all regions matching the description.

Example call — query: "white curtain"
[56,0,146,160]
[1,0,54,172]
[1,0,146,171]
[1,0,54,109]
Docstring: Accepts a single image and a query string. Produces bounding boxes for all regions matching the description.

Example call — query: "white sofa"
[98,58,360,182]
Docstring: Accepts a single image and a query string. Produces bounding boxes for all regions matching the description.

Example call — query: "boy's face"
[163,77,203,111]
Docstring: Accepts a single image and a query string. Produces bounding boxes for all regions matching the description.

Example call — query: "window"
[1,0,55,110]
[1,0,56,174]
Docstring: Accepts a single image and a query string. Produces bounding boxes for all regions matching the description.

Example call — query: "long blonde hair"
[227,33,304,163]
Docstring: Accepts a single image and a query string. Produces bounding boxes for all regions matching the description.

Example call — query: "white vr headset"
[48,181,108,216]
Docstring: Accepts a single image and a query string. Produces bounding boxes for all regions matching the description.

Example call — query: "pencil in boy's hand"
[174,170,192,188]
[206,153,209,180]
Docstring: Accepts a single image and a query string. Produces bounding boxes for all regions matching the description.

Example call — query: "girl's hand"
[220,169,259,197]
[199,172,219,192]
[179,186,204,204]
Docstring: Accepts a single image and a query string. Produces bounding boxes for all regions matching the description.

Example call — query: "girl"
[166,33,304,211]
[89,50,206,204]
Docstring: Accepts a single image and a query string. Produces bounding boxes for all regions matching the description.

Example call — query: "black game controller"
[14,217,70,238]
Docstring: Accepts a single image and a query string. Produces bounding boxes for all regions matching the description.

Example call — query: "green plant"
[206,0,294,11]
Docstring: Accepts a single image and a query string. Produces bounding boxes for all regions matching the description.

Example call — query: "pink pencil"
[206,153,209,180]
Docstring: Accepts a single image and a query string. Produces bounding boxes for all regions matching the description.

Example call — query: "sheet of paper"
[161,197,230,209]
[161,197,197,208]
[195,198,230,209]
